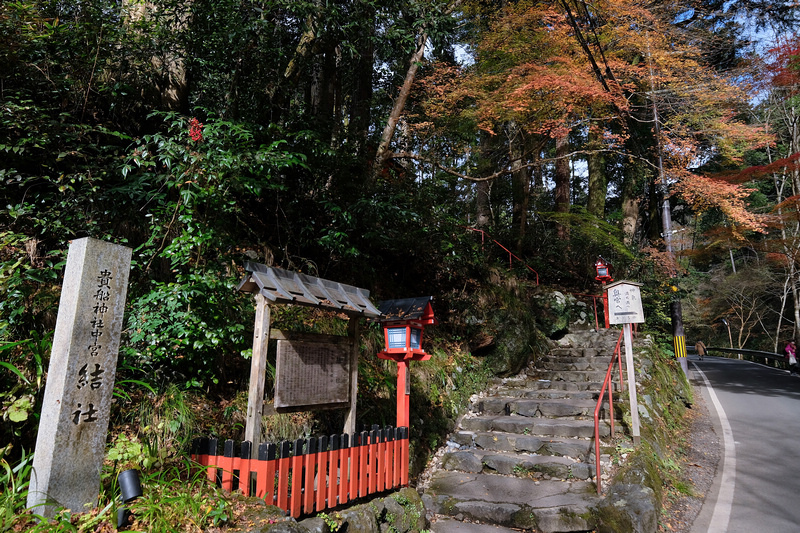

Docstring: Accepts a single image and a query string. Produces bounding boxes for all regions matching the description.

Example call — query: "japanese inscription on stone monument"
[27,238,131,517]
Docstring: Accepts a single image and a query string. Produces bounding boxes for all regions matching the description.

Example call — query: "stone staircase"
[421,329,625,533]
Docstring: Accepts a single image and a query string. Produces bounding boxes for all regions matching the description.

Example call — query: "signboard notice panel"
[604,280,644,446]
[607,281,645,325]
[275,340,350,410]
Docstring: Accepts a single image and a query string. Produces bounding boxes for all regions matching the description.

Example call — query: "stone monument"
[27,237,132,517]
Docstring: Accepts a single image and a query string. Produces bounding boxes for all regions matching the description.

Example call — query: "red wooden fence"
[191,426,409,518]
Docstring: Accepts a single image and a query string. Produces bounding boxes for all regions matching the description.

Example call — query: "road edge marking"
[692,362,735,533]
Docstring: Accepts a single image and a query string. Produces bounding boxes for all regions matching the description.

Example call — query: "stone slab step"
[473,397,612,418]
[422,471,599,533]
[450,431,594,459]
[430,518,520,533]
[486,387,600,400]
[540,357,613,371]
[498,378,620,392]
[441,449,592,480]
[548,347,610,358]
[460,415,610,438]
[528,369,611,382]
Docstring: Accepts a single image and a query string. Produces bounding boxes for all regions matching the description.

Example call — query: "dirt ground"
[658,380,721,533]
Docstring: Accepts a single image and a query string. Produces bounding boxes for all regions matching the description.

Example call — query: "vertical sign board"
[274,340,351,410]
[27,238,132,516]
[606,280,645,446]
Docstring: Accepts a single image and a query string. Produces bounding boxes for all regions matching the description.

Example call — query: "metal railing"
[571,292,608,330]
[703,346,788,367]
[594,330,625,495]
[462,227,539,284]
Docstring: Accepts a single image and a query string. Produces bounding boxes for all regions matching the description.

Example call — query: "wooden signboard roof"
[236,262,381,318]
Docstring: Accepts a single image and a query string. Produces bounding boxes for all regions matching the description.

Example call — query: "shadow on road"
[691,355,800,399]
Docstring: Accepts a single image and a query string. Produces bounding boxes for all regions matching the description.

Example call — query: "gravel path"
[658,379,721,533]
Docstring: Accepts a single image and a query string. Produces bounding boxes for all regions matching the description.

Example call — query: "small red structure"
[376,297,437,429]
[594,257,613,284]
[594,258,613,328]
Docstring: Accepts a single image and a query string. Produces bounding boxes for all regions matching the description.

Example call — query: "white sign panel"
[606,281,645,325]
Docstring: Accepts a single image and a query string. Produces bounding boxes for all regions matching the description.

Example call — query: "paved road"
[689,355,800,533]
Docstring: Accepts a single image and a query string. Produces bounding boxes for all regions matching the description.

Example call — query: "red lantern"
[594,258,613,284]
[375,297,437,428]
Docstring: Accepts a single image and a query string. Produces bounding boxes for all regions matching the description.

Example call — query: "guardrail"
[703,346,788,368]
[571,292,608,330]
[594,330,625,495]
[462,227,539,284]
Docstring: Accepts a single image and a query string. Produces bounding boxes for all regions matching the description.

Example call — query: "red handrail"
[570,292,609,330]
[462,227,539,284]
[594,330,625,494]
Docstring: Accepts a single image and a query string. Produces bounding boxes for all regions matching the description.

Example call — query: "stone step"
[449,431,594,459]
[487,388,600,400]
[528,369,613,382]
[496,378,621,392]
[540,356,613,371]
[441,449,592,480]
[460,415,610,438]
[422,471,600,533]
[429,518,521,533]
[472,397,614,419]
[548,347,611,358]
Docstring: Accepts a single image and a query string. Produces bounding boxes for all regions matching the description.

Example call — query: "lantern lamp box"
[606,280,645,325]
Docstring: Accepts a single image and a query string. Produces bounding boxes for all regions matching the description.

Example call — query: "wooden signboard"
[606,280,645,325]
[604,280,644,446]
[275,340,350,411]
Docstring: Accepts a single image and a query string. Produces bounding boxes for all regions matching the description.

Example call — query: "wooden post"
[623,323,641,446]
[396,361,410,428]
[344,317,360,435]
[245,293,271,455]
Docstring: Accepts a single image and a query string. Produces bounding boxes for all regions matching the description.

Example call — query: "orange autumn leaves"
[413,0,771,234]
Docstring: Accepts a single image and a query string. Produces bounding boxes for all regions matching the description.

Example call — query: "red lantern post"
[594,258,613,329]
[376,297,437,428]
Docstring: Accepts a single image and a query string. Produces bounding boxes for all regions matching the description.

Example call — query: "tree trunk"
[349,13,375,157]
[476,180,492,228]
[509,123,529,247]
[476,133,493,228]
[124,0,189,111]
[372,0,461,178]
[586,128,606,218]
[372,31,427,178]
[621,171,640,246]
[554,132,570,239]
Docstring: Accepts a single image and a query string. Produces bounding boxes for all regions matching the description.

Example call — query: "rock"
[264,522,307,533]
[224,496,292,533]
[297,517,327,533]
[453,500,521,525]
[338,506,380,533]
[381,488,426,533]
[442,451,483,473]
[595,483,658,533]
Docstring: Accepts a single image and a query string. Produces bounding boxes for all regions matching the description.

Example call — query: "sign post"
[606,280,645,446]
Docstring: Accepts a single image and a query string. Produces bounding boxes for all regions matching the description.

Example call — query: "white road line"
[692,362,735,533]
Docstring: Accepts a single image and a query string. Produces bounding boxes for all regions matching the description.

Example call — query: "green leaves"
[118,112,304,388]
